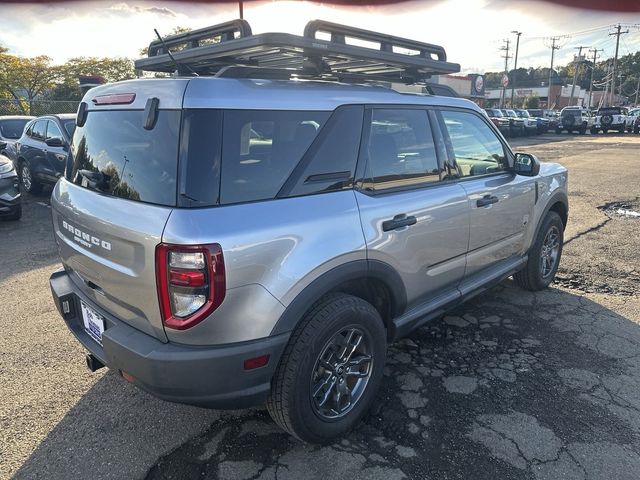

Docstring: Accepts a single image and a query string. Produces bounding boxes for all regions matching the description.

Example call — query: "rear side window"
[0,119,30,139]
[220,110,329,204]
[362,108,440,192]
[46,121,63,141]
[70,110,181,206]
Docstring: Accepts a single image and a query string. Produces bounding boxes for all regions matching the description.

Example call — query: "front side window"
[32,120,46,141]
[363,108,440,191]
[441,110,508,178]
[220,110,329,204]
[46,121,63,141]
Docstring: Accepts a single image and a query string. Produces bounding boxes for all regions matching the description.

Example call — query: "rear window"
[69,110,180,206]
[598,108,621,115]
[0,119,30,139]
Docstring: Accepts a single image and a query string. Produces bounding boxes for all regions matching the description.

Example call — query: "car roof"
[83,77,482,113]
[0,115,35,120]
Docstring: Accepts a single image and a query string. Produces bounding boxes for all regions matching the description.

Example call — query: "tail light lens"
[156,243,226,330]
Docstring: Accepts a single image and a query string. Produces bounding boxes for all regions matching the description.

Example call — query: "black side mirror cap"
[76,102,88,127]
[513,152,540,177]
[45,137,65,148]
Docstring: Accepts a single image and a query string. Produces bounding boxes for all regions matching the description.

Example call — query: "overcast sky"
[0,0,638,74]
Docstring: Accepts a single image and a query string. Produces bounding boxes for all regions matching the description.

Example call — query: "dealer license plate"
[80,301,105,345]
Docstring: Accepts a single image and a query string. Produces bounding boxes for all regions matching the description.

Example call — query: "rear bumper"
[49,269,289,409]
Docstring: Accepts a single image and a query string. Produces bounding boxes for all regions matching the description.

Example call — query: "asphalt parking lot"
[1,133,639,480]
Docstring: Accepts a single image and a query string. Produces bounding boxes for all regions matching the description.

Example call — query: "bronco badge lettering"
[62,220,111,251]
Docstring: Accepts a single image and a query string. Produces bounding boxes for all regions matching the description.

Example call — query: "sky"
[0,0,639,74]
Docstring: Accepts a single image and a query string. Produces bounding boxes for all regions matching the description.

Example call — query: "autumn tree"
[0,51,60,114]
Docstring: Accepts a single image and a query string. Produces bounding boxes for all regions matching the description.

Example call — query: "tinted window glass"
[286,106,363,197]
[32,121,46,141]
[180,109,223,206]
[63,119,76,138]
[220,110,329,204]
[364,109,439,191]
[70,110,180,206]
[598,108,621,116]
[46,121,63,141]
[441,110,507,178]
[0,119,30,139]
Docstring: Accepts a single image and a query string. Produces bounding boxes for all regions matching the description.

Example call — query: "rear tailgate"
[52,180,172,341]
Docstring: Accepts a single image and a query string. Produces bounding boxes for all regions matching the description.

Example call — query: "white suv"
[592,106,627,134]
[557,106,593,135]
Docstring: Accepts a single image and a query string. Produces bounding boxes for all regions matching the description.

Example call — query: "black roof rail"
[136,19,461,84]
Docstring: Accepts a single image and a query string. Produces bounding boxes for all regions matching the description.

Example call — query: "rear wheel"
[618,127,625,134]
[603,128,608,134]
[514,211,564,291]
[555,128,562,134]
[267,293,386,443]
[19,161,42,194]
[590,127,598,134]
[579,126,586,135]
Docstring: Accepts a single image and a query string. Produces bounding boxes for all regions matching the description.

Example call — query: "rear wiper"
[78,170,110,191]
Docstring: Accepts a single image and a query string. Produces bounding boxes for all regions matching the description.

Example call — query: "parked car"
[500,109,526,136]
[591,106,627,134]
[0,115,35,162]
[525,109,550,133]
[514,109,540,135]
[627,108,640,134]
[48,20,569,443]
[483,108,511,136]
[557,106,592,134]
[0,153,21,220]
[15,114,76,193]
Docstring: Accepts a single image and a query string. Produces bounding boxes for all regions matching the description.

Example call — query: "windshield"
[486,109,503,117]
[598,108,621,115]
[528,109,542,116]
[504,110,517,118]
[69,110,180,206]
[562,109,582,117]
[0,119,30,139]
[515,110,529,118]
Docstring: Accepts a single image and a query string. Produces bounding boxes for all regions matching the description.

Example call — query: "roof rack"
[135,19,460,84]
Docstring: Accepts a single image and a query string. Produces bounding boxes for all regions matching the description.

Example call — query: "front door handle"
[476,195,499,207]
[382,214,417,232]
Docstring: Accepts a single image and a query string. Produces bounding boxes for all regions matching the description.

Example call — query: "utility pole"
[546,37,561,109]
[569,46,587,106]
[635,75,639,106]
[510,31,522,108]
[609,24,629,105]
[587,48,600,109]
[500,39,511,108]
[239,1,244,19]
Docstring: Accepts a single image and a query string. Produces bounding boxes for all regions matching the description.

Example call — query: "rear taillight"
[156,243,226,330]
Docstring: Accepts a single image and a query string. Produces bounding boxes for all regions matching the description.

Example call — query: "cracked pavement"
[2,134,639,480]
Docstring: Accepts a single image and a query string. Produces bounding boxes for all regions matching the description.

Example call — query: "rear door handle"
[382,214,417,232]
[476,195,499,207]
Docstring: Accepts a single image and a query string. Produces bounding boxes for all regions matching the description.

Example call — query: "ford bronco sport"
[557,106,592,134]
[592,106,628,134]
[49,20,568,443]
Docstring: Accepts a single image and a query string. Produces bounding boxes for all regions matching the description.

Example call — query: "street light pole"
[510,31,522,108]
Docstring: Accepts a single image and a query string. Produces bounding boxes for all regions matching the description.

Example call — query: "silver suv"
[49,20,568,443]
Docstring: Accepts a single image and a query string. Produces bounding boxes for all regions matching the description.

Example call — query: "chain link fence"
[0,99,79,116]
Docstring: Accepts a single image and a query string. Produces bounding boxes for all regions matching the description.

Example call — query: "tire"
[19,160,42,194]
[603,128,608,134]
[579,126,586,135]
[590,127,598,134]
[634,127,639,134]
[5,204,22,221]
[514,211,564,291]
[267,293,386,443]
[555,128,562,134]
[618,127,625,134]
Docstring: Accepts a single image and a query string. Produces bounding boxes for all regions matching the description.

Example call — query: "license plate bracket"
[80,300,105,345]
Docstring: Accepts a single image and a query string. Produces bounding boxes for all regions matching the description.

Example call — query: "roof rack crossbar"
[147,19,252,57]
[136,18,460,84]
[303,20,447,62]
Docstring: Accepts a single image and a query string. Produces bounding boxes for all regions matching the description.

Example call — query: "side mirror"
[45,137,65,148]
[513,153,540,177]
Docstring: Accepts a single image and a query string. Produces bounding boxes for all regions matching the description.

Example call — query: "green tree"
[48,57,135,101]
[522,95,539,109]
[0,52,60,114]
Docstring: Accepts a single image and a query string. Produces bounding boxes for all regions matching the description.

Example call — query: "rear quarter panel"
[161,190,366,345]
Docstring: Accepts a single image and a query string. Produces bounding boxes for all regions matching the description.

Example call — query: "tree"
[522,95,539,109]
[0,52,60,114]
[48,57,136,101]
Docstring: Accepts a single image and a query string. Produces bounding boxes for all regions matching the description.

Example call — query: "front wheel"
[267,293,386,443]
[514,211,564,291]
